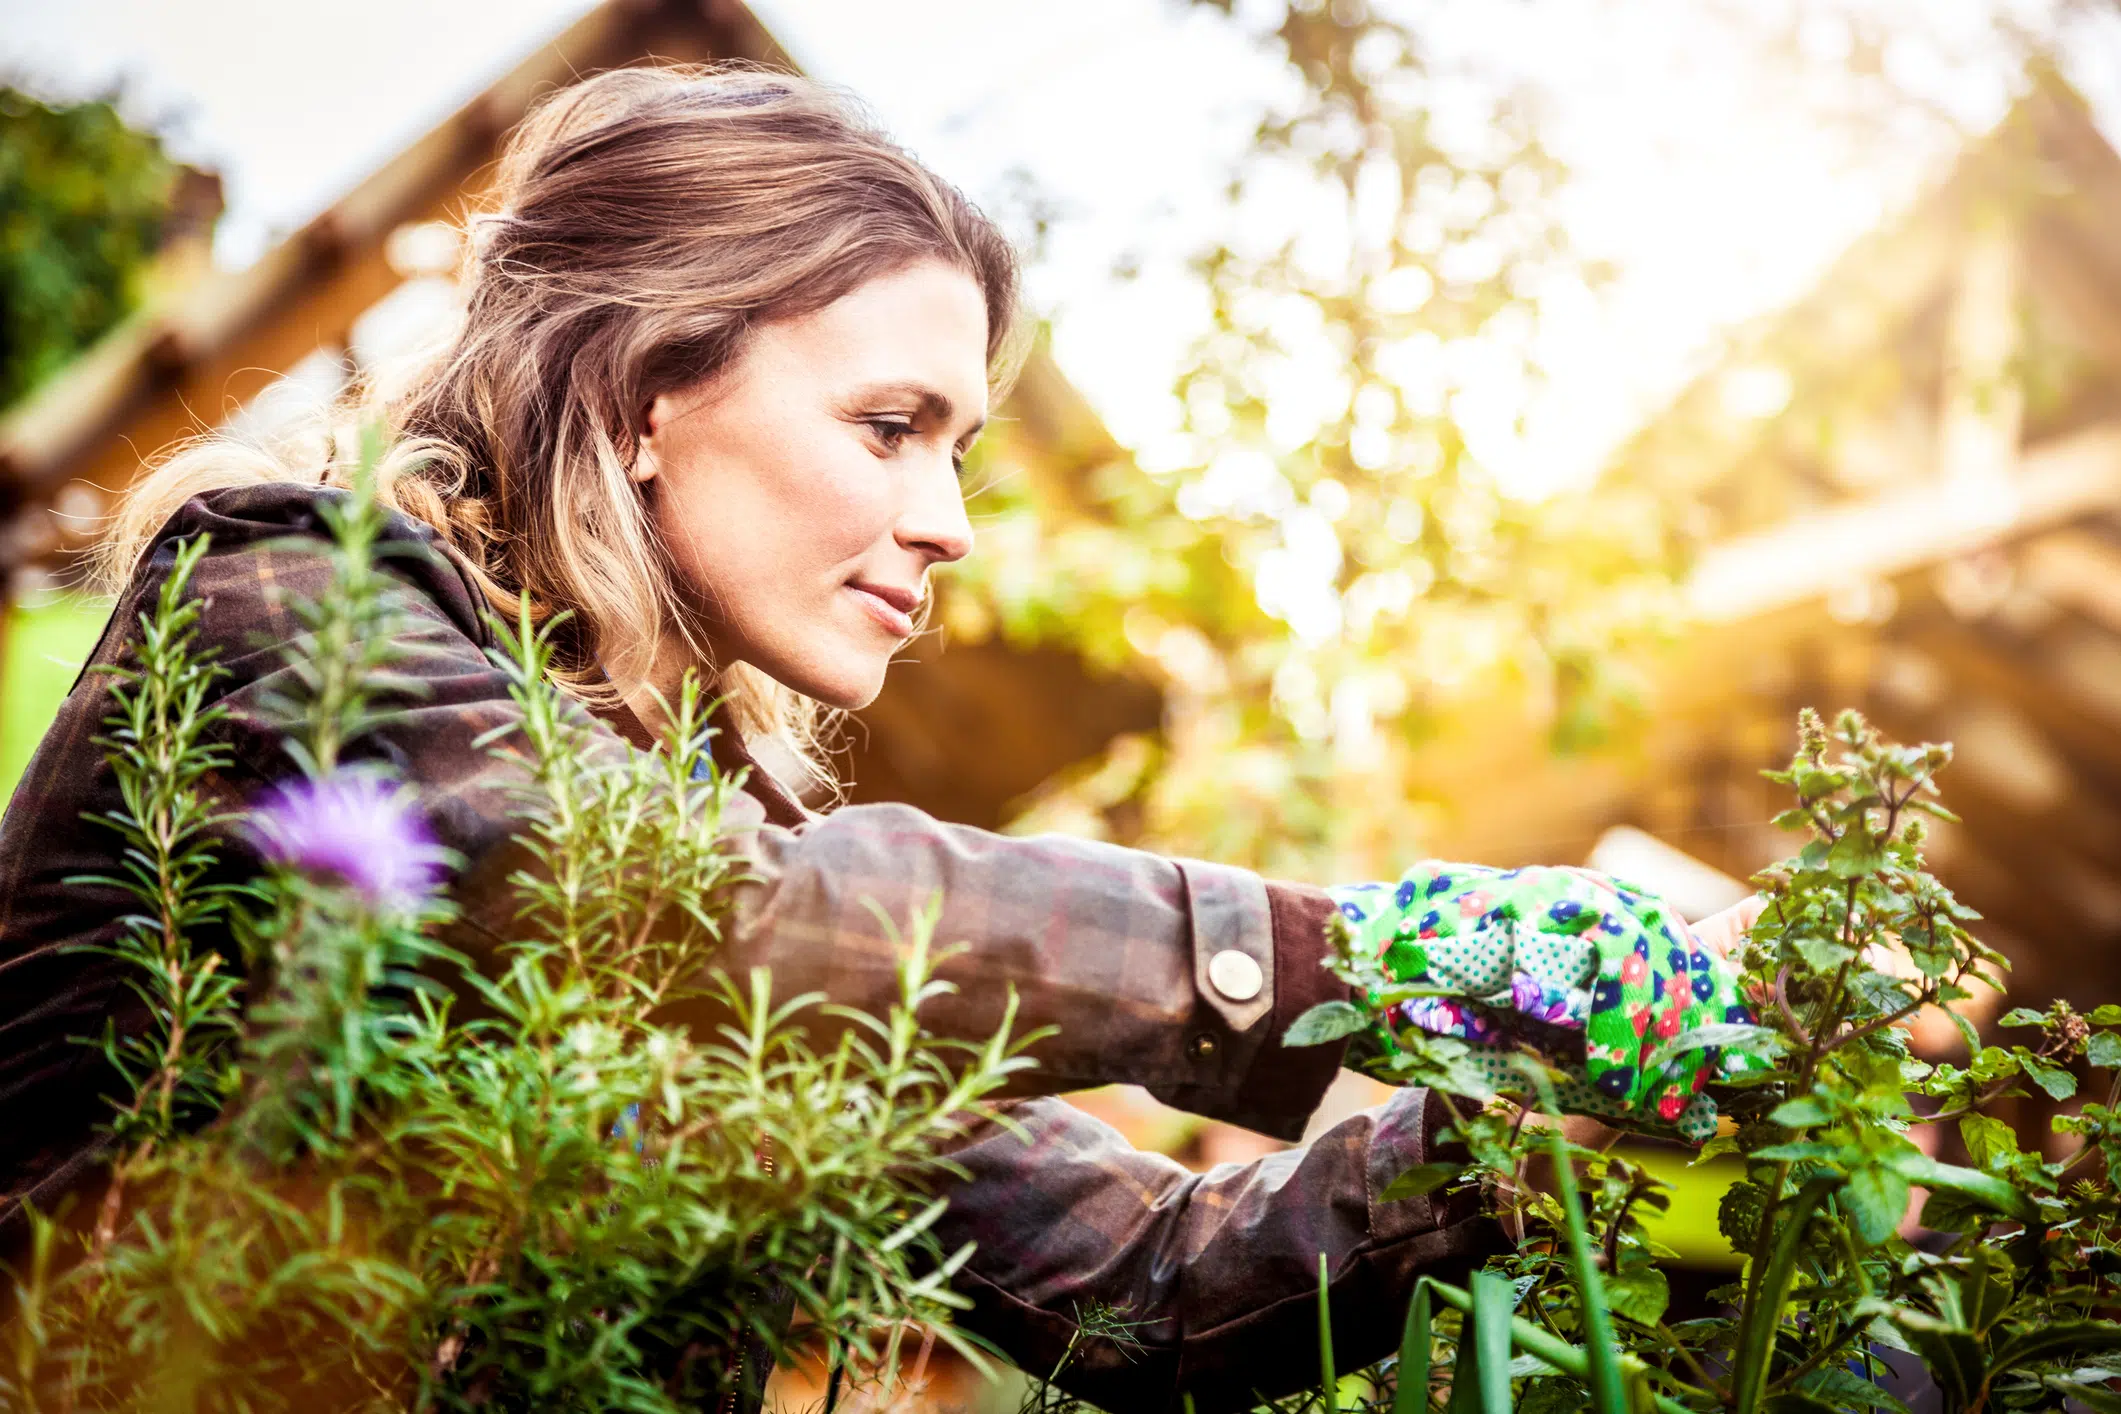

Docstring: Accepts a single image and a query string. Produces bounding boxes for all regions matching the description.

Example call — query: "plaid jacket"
[0,485,1499,1411]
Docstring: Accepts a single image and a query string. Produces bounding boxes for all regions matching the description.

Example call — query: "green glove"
[1329,863,1766,1143]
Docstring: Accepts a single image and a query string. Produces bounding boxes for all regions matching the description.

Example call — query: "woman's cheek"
[805,456,900,557]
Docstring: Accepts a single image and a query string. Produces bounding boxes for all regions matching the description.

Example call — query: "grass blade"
[1470,1270,1513,1413]
[1729,1176,1837,1412]
[1418,1279,1700,1414]
[1393,1280,1434,1414]
[1448,1306,1482,1414]
[1318,1250,1339,1414]
[1524,1068,1628,1413]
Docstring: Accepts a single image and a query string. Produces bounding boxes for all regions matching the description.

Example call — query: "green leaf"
[2089,1032,2121,1069]
[1947,1007,1982,1058]
[1285,1001,1370,1048]
[1998,1007,2048,1029]
[1902,1325,1984,1410]
[1393,1281,1433,1414]
[1915,1188,1991,1235]
[1448,1300,1481,1414]
[2045,1377,2121,1414]
[2019,1051,2078,1100]
[1796,932,1859,971]
[1468,1270,1513,1414]
[1843,1163,1912,1246]
[1763,1396,1841,1414]
[1886,1151,2040,1222]
[1770,1095,1832,1127]
[1643,1022,1785,1073]
[1695,1133,1741,1163]
[1752,1141,1843,1163]
[1317,1251,1338,1414]
[1958,1114,2020,1172]
[1541,1118,1627,1413]
[1379,1162,1466,1203]
[1827,825,1887,878]
[1718,1181,1768,1249]
[1440,1054,1502,1102]
[1603,1267,1668,1328]
[1992,1323,2121,1379]
[1517,1379,1582,1414]
[2091,1005,2121,1026]
[1796,1365,1909,1412]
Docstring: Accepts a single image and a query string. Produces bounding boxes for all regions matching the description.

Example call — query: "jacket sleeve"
[928,1089,1504,1413]
[168,488,1352,1138]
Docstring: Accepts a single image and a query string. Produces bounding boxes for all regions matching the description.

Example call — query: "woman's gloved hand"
[1328,864,1767,1143]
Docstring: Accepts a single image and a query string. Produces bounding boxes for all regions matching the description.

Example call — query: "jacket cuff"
[1229,881,1356,1141]
[1369,1086,1484,1242]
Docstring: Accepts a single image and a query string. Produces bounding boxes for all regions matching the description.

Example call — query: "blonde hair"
[93,64,1023,775]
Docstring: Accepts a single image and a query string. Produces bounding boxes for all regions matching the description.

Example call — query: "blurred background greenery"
[5,1,2121,1405]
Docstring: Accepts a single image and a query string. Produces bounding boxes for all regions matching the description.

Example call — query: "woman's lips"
[846,582,916,638]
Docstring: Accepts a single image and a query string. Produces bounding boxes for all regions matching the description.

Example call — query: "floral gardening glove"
[1329,863,1767,1143]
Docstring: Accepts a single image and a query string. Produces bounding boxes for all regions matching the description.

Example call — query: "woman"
[0,66,1752,1411]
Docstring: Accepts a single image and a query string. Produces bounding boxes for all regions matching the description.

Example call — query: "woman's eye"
[868,419,915,449]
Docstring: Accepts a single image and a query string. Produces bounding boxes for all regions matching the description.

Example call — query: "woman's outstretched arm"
[930,1089,1502,1414]
[0,483,1353,1223]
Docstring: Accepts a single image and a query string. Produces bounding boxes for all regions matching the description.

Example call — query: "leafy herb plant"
[1250,707,2121,1414]
[1019,708,2121,1414]
[1,455,1031,1411]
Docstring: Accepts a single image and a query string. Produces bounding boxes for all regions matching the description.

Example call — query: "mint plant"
[1235,707,2121,1414]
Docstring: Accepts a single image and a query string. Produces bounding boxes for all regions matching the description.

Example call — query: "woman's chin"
[771,653,889,713]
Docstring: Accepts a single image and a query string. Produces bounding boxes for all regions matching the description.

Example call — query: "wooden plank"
[1683,421,2121,623]
[1901,613,2121,792]
[2020,526,2121,638]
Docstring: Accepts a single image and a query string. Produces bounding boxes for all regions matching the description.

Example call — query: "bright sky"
[4,0,2119,501]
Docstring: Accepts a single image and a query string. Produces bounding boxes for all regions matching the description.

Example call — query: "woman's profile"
[0,64,1755,1412]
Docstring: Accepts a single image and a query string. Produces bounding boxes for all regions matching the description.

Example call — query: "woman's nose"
[895,453,973,565]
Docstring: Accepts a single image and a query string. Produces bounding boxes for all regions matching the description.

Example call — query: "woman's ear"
[632,394,672,485]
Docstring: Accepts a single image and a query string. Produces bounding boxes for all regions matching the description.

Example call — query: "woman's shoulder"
[141,480,443,566]
[130,480,491,648]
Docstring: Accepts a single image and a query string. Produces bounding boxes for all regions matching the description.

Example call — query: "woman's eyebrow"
[855,380,986,439]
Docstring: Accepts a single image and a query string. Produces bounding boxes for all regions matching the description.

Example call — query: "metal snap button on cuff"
[1207,949,1264,1003]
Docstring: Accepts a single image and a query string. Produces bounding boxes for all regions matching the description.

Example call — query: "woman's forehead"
[760,263,990,415]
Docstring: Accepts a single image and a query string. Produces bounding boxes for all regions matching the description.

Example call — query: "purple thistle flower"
[252,772,446,907]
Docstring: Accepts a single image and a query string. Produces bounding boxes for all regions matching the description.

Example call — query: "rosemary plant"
[2,453,1032,1411]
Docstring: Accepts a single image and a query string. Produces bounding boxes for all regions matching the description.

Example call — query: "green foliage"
[1007,706,2117,1413]
[0,86,178,411]
[1227,707,2121,1414]
[951,0,1683,882]
[2,451,1031,1410]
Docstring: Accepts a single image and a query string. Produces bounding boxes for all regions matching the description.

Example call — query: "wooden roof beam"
[1683,420,2121,624]
[1898,612,2121,790]
[0,0,723,533]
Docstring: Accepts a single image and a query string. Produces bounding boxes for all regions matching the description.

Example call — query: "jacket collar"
[591,696,810,830]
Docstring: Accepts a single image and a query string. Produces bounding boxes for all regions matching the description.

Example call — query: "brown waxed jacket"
[0,484,1500,1411]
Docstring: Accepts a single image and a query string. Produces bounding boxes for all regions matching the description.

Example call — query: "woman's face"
[636,259,988,711]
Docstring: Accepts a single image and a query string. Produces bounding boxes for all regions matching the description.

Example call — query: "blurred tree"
[944,0,2096,883]
[950,0,1684,881]
[0,87,178,412]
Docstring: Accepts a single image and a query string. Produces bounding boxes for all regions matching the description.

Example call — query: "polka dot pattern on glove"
[1329,862,1768,1142]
